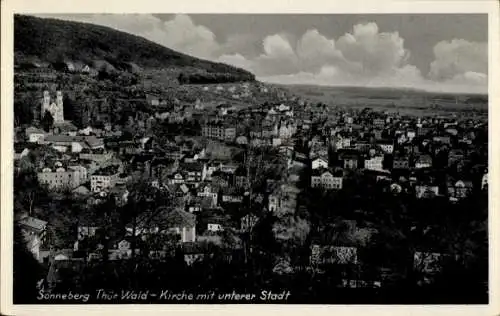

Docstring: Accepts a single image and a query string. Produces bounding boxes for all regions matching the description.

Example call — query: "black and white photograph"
[2,0,499,314]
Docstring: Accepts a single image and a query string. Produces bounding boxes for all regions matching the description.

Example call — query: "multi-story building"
[25,127,47,143]
[44,135,104,153]
[37,164,87,190]
[364,156,384,171]
[224,127,236,142]
[180,162,206,184]
[311,168,343,190]
[378,141,394,154]
[393,157,410,169]
[372,118,385,128]
[312,157,328,170]
[90,165,120,192]
[343,156,359,169]
[202,123,236,142]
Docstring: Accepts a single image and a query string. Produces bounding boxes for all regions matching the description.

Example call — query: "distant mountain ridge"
[14,15,255,83]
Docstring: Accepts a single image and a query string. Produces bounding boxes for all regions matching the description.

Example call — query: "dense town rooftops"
[92,165,120,176]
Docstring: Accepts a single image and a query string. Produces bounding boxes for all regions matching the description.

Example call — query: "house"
[415,155,433,169]
[18,215,47,262]
[221,187,244,203]
[180,162,207,184]
[364,155,384,171]
[418,127,432,137]
[372,118,385,128]
[311,168,343,190]
[53,121,78,136]
[312,157,328,170]
[393,157,410,170]
[25,127,47,143]
[207,223,224,232]
[447,180,473,201]
[377,141,394,154]
[77,225,99,240]
[343,156,358,169]
[197,183,218,205]
[44,135,104,153]
[37,164,87,191]
[90,165,120,192]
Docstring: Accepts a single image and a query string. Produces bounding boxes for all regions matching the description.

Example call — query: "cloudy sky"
[35,14,488,93]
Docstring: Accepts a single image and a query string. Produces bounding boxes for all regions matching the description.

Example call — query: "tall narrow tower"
[54,91,64,123]
[41,90,51,119]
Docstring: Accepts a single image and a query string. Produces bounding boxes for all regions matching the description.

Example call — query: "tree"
[41,110,54,132]
[13,222,44,303]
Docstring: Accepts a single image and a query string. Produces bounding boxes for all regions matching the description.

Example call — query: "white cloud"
[296,29,344,71]
[336,23,410,75]
[161,14,219,59]
[429,39,487,81]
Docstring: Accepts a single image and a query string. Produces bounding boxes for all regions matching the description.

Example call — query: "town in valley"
[13,14,489,304]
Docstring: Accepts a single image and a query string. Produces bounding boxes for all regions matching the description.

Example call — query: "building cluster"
[13,82,488,290]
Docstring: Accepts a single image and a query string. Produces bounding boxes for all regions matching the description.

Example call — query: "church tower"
[41,90,51,120]
[41,90,64,123]
[54,91,64,123]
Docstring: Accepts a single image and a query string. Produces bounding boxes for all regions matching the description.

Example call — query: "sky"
[33,14,488,94]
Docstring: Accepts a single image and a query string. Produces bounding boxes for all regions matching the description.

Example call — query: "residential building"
[197,184,218,205]
[44,135,104,153]
[378,141,394,154]
[447,180,473,200]
[343,156,359,169]
[90,165,120,192]
[364,156,384,171]
[393,157,410,169]
[180,162,207,183]
[26,127,47,143]
[311,168,343,190]
[37,164,87,190]
[312,157,328,170]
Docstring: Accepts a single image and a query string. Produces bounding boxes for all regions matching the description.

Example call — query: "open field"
[278,84,488,117]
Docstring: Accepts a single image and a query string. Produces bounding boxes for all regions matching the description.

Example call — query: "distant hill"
[14,15,255,83]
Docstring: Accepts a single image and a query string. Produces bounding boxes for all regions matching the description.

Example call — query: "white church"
[41,90,64,123]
